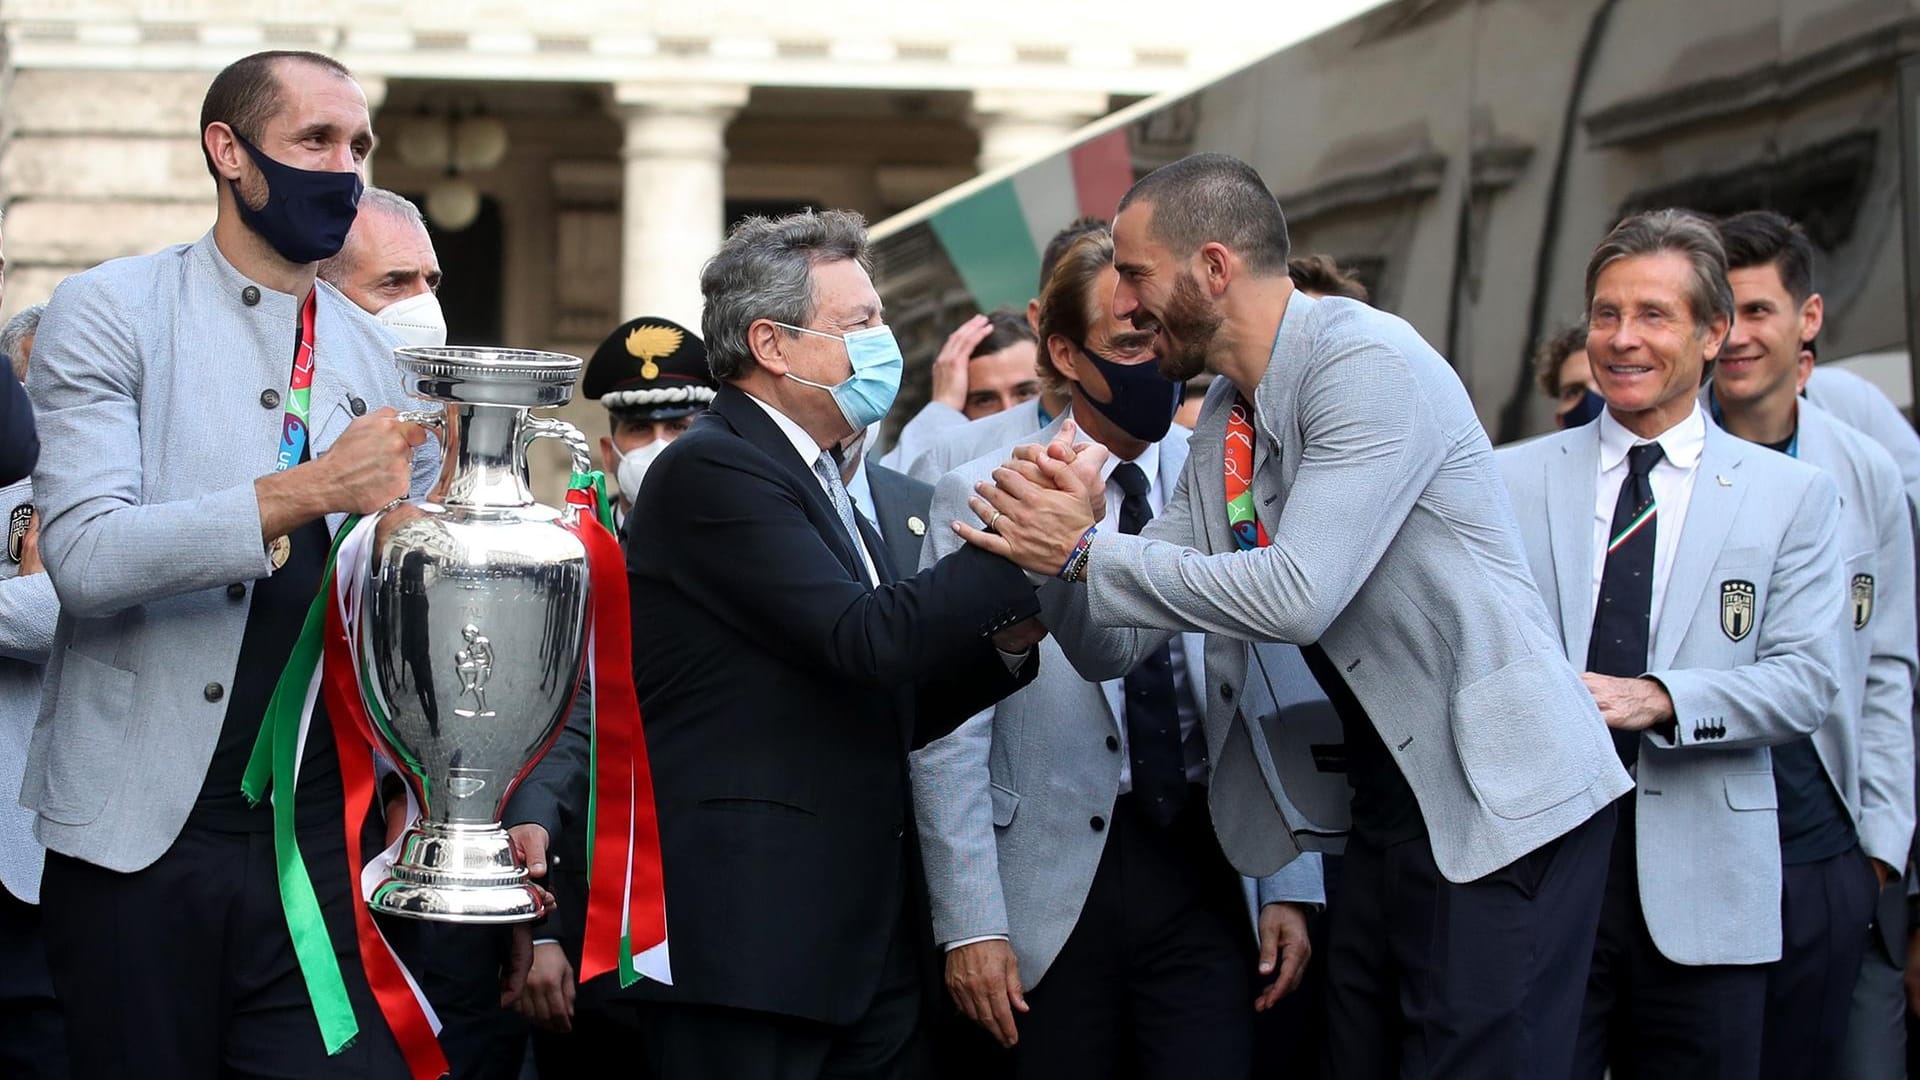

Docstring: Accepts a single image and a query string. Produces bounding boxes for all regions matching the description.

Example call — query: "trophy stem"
[369,822,542,924]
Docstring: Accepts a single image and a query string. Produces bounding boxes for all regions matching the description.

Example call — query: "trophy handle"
[522,416,594,478]
[397,408,447,436]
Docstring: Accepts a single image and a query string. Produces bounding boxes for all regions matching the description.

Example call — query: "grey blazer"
[23,232,440,873]
[1041,292,1633,883]
[1786,401,1917,871]
[1497,415,1845,965]
[879,401,969,475]
[904,398,1048,484]
[911,419,1321,987]
[862,460,934,580]
[0,478,56,903]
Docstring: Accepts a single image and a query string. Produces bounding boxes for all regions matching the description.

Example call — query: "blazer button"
[349,396,367,416]
[241,285,261,306]
[1220,684,1234,702]
[226,583,246,600]
[204,682,225,702]
[260,388,281,410]
[1106,735,1120,752]
[1089,816,1106,832]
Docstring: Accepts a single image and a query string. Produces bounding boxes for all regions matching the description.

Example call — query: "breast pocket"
[989,782,1020,828]
[1703,547,1771,648]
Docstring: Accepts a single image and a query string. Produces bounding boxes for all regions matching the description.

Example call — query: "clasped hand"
[954,422,1110,576]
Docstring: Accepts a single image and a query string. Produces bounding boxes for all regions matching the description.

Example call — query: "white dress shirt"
[1590,403,1706,645]
[743,391,880,587]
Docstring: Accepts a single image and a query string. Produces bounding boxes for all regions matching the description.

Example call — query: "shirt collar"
[845,456,875,517]
[740,389,830,472]
[1597,400,1705,473]
[1102,436,1162,488]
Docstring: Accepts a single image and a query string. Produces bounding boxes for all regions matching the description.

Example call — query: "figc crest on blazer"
[1720,580,1756,642]
[1852,573,1875,629]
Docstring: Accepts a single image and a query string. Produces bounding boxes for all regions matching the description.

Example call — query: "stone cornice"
[0,19,1225,97]
[1582,15,1920,148]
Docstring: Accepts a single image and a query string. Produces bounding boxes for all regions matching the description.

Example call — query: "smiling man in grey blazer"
[959,153,1631,1079]
[23,51,443,1080]
[1497,210,1847,1079]
[913,226,1320,1079]
[1708,210,1916,1078]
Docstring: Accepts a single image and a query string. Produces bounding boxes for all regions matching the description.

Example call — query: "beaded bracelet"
[1058,525,1097,581]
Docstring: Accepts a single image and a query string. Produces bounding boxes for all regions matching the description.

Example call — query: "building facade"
[0,0,1367,491]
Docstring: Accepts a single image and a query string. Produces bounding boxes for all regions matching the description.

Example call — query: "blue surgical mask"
[228,130,364,265]
[1559,388,1605,429]
[1075,344,1182,443]
[775,322,904,432]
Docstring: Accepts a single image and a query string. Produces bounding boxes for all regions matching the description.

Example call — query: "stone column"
[970,88,1109,174]
[608,82,750,328]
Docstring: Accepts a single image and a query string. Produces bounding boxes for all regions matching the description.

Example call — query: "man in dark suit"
[620,208,1054,1079]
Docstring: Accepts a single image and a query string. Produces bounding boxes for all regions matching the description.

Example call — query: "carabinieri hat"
[581,316,718,421]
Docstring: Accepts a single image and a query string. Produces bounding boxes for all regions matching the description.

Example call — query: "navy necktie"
[1587,442,1665,766]
[1114,461,1186,827]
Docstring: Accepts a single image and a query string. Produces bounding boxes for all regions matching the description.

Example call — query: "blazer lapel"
[711,385,865,583]
[1549,427,1600,664]
[1651,428,1747,671]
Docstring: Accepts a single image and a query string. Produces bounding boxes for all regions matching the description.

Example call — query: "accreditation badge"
[6,504,31,564]
[1720,580,1756,642]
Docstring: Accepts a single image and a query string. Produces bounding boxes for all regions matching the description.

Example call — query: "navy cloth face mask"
[1076,344,1183,443]
[229,131,364,265]
[1558,388,1605,429]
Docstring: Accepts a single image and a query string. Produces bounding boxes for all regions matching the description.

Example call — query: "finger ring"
[988,510,1004,532]
[382,496,405,514]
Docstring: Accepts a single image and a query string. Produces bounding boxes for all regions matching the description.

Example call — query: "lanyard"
[276,289,318,473]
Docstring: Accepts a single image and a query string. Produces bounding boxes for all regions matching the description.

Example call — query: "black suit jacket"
[615,384,1037,1025]
[862,460,934,580]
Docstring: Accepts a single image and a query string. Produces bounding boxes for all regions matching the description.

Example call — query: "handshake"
[954,421,1112,579]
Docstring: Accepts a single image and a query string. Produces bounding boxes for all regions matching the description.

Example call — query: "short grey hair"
[1584,209,1734,337]
[358,186,426,230]
[700,209,871,381]
[317,187,426,288]
[1,303,45,381]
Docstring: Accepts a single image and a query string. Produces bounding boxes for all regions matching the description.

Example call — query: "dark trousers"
[1325,801,1615,1080]
[531,973,651,1079]
[1254,851,1338,1078]
[1760,845,1878,1080]
[0,886,67,1080]
[1577,805,1767,1080]
[635,895,924,1080]
[408,922,531,1080]
[39,824,409,1080]
[1011,790,1256,1080]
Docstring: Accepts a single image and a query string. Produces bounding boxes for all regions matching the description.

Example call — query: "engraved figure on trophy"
[453,624,495,718]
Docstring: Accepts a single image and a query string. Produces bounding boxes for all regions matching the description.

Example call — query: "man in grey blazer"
[1710,210,1917,1078]
[913,226,1319,1079]
[1497,210,1847,1079]
[960,153,1630,1078]
[23,50,446,1079]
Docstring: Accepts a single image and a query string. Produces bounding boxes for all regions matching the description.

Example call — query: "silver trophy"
[359,346,595,923]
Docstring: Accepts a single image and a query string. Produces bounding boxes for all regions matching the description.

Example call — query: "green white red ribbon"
[242,471,668,1079]
[563,475,671,987]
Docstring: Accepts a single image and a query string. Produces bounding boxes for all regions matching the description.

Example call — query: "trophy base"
[368,822,542,925]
